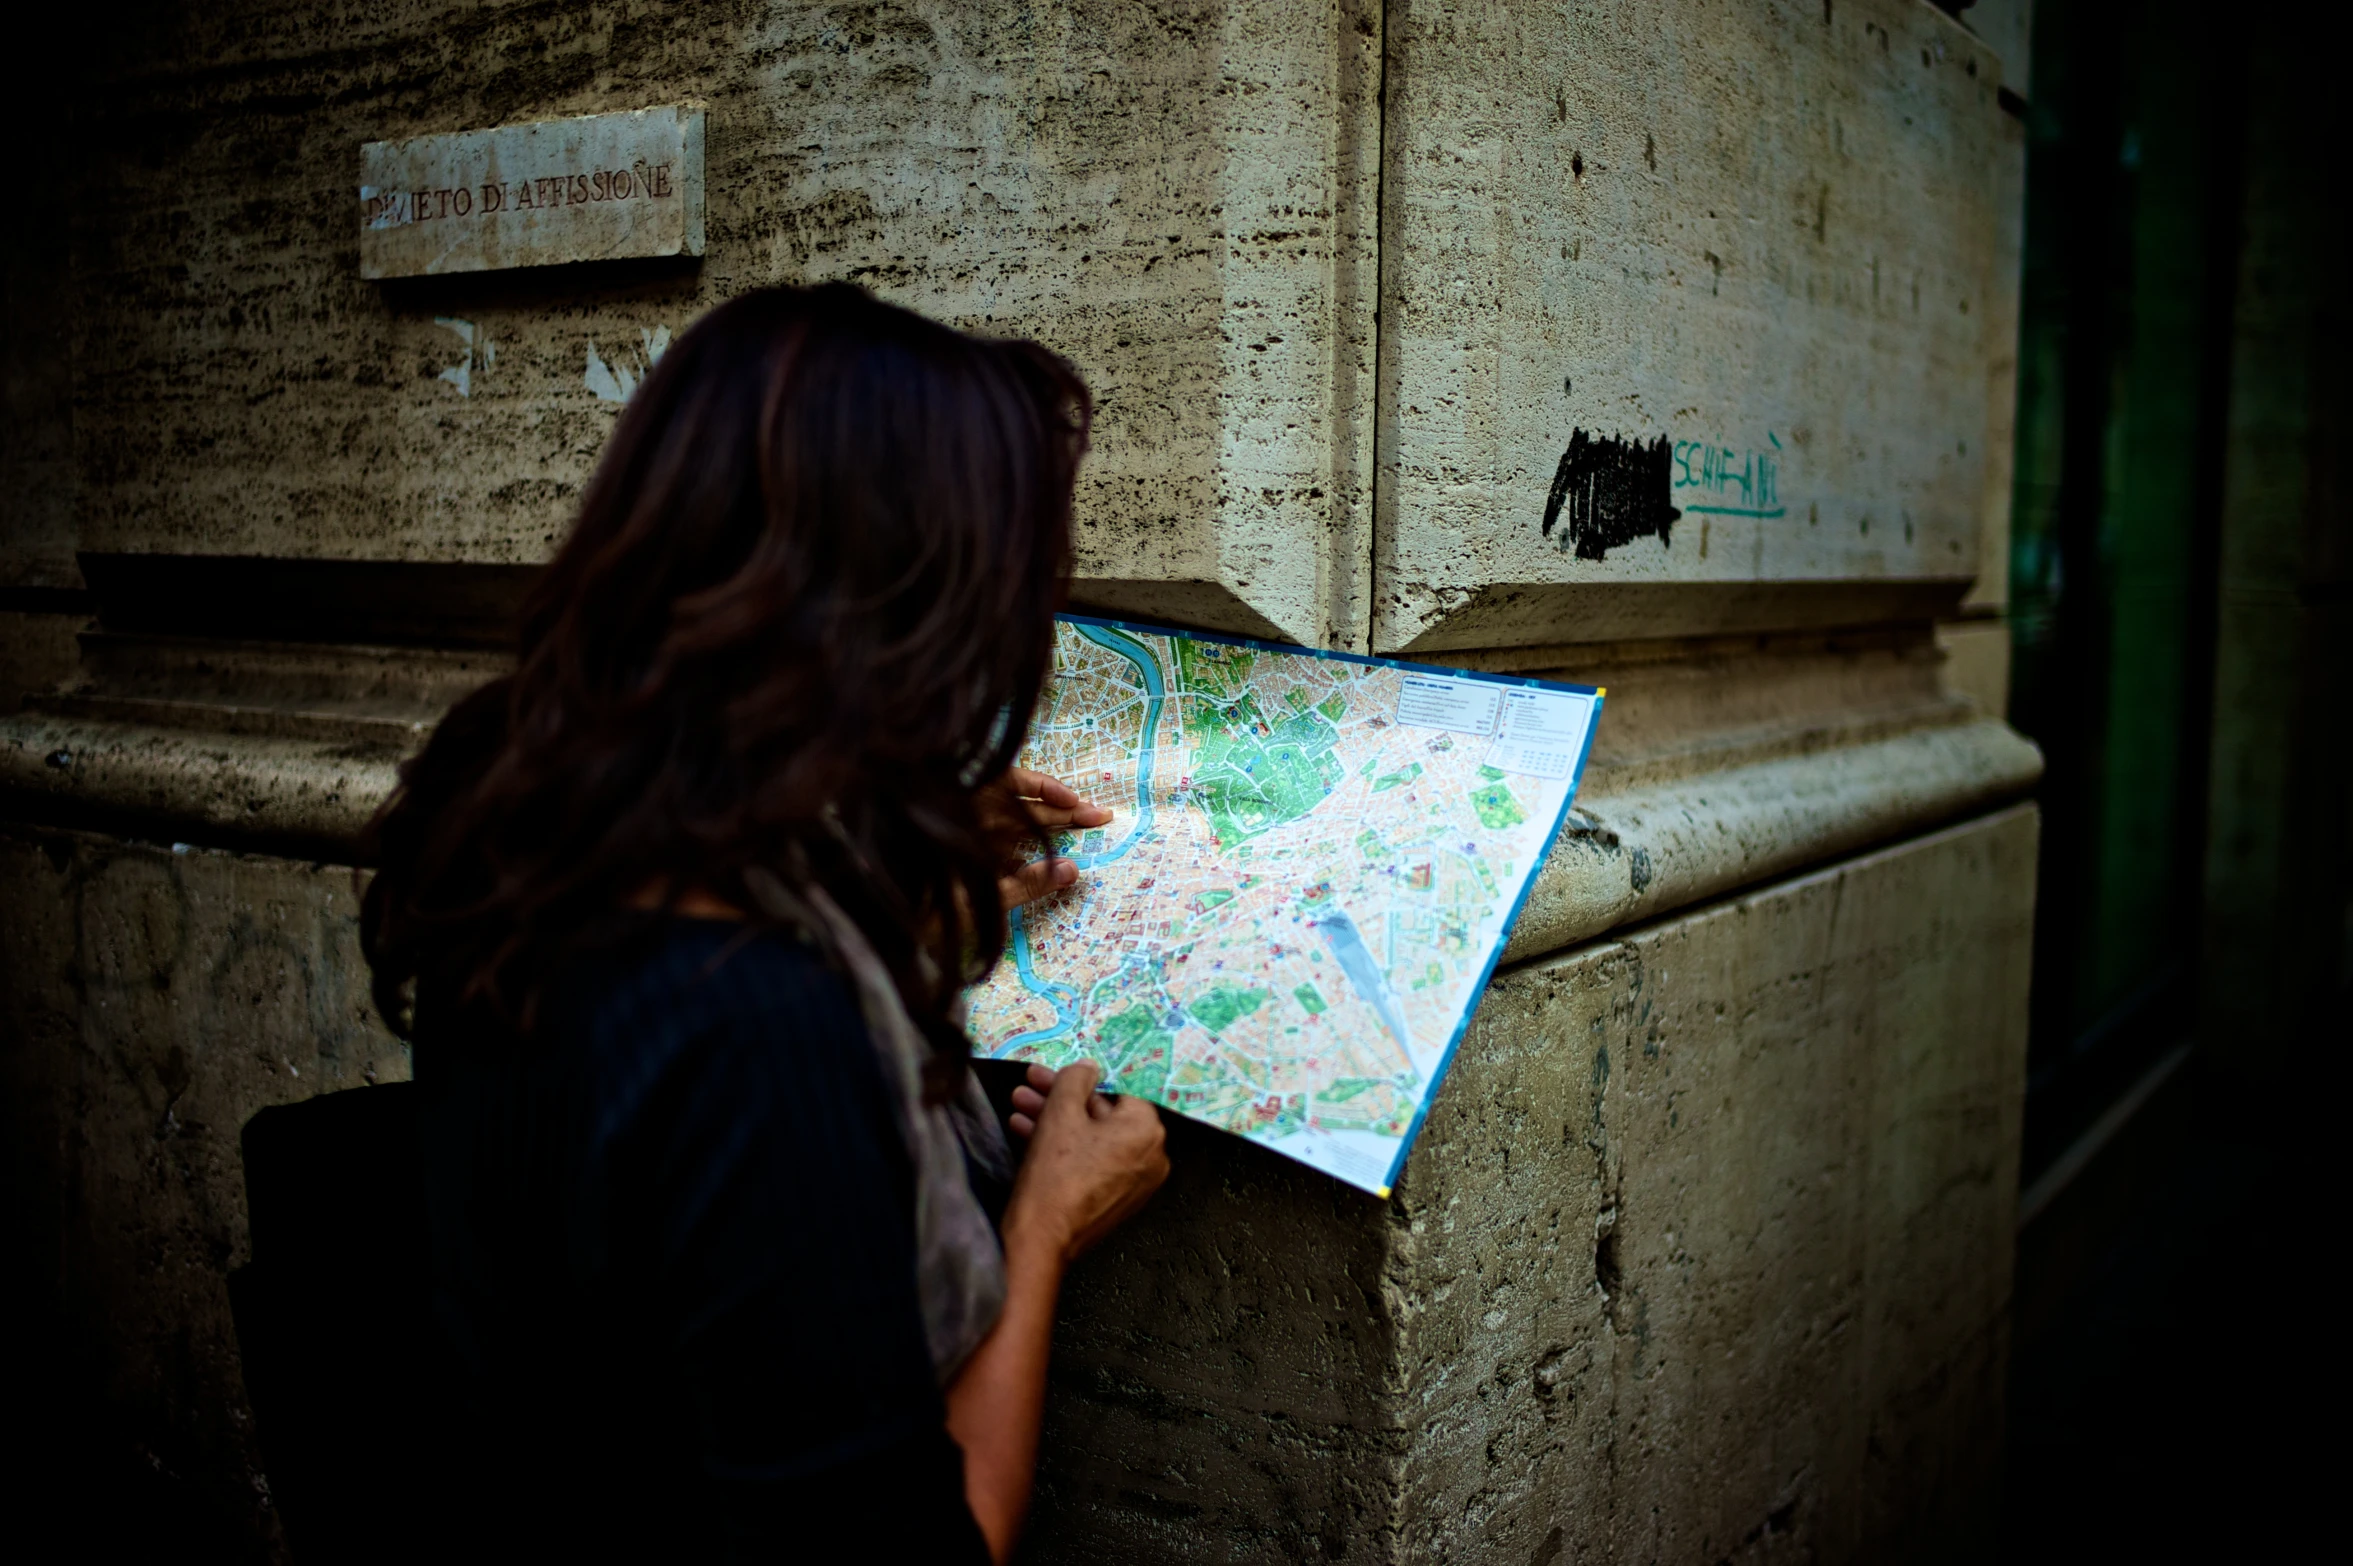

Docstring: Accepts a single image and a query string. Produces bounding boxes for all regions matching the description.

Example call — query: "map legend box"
[1486,688,1598,779]
[1394,672,1504,735]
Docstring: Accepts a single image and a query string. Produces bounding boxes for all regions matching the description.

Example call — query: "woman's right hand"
[1001,1061,1168,1265]
[980,768,1113,911]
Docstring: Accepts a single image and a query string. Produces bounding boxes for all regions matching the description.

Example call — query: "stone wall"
[0,827,402,1557]
[0,804,2033,1565]
[1376,0,2004,652]
[63,0,1382,647]
[0,1,2041,1559]
[1031,806,2034,1563]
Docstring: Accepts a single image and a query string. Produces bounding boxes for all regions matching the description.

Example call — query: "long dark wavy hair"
[360,284,1090,1059]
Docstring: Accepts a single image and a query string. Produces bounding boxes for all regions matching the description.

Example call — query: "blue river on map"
[1000,623,1164,1050]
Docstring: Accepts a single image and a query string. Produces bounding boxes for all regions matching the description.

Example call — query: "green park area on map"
[966,617,1600,1195]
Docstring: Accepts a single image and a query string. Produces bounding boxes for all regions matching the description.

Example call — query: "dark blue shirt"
[414,916,989,1561]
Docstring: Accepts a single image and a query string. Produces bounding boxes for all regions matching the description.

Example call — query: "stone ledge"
[0,710,403,851]
[1,705,2042,960]
[1503,717,2044,962]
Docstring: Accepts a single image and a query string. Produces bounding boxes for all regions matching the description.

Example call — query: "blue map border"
[1048,611,1605,1200]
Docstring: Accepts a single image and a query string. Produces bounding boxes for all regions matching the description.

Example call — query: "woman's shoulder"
[420,916,884,1140]
[579,915,855,1028]
[555,916,908,1191]
[556,916,876,1090]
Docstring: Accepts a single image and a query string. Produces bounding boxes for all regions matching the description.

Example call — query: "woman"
[361,284,1169,1561]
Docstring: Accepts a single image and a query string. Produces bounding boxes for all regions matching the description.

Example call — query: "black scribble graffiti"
[1540,430,1682,560]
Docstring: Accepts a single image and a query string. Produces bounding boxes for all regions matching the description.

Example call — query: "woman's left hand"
[1004,1062,1059,1139]
[982,767,1112,910]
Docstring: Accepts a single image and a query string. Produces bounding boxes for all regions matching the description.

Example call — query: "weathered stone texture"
[1031,804,2035,1563]
[1376,0,2003,651]
[0,612,85,712]
[73,0,1380,647]
[62,0,2015,654]
[0,806,2030,1563]
[1965,102,2027,617]
[0,826,405,1549]
[4,5,2043,1559]
[1,41,76,597]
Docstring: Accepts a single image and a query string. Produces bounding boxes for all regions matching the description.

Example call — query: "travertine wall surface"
[1377,0,2002,652]
[1,2,2040,1560]
[0,809,2032,1565]
[0,828,402,1559]
[1032,805,2035,1562]
[52,0,2013,654]
[71,0,1381,646]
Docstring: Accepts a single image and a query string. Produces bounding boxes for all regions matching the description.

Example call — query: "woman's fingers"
[1087,1094,1170,1234]
[1006,1066,1058,1138]
[1024,798,1112,831]
[1010,1063,1056,1140]
[1007,767,1114,831]
[998,855,1078,910]
[1003,1058,1169,1262]
[1103,1091,1167,1147]
[984,771,1110,913]
[1044,1057,1103,1108]
[1009,767,1075,803]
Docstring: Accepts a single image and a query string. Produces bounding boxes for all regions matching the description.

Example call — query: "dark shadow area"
[1999,0,2347,1556]
[2002,0,2247,1186]
[2001,1049,2338,1561]
[79,553,538,650]
[0,1346,261,1564]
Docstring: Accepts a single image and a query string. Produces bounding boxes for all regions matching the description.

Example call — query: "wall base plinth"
[1031,806,2036,1564]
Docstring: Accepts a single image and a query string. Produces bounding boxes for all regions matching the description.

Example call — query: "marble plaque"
[359,106,705,279]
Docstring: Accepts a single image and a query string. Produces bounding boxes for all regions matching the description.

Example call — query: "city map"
[967,615,1602,1197]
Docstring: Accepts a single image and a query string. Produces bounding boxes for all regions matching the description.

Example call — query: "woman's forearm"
[944,1224,1066,1564]
[950,1065,1169,1560]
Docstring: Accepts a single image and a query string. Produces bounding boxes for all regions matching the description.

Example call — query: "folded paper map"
[968,616,1601,1197]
